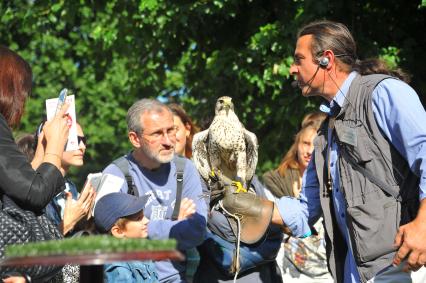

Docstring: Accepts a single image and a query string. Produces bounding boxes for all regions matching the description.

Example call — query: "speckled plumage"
[192,96,258,188]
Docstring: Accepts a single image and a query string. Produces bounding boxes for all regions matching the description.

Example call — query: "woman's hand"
[61,184,96,235]
[41,104,70,168]
[43,103,70,152]
[177,198,196,220]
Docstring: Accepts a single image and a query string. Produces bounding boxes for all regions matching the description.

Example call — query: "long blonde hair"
[277,111,326,176]
[277,124,317,176]
[301,111,327,129]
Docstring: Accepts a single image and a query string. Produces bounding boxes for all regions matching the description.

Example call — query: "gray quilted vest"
[314,74,420,282]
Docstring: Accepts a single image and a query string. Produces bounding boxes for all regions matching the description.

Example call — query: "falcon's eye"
[219,99,224,104]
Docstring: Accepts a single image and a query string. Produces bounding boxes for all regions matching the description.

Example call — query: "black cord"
[302,65,321,97]
[326,71,405,181]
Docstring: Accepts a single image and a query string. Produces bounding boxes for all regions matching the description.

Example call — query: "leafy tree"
[1,0,425,187]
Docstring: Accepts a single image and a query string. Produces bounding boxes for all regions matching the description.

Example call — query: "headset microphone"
[319,56,330,68]
[291,56,329,95]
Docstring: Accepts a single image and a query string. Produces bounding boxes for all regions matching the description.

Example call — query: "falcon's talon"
[209,170,219,183]
[232,181,247,193]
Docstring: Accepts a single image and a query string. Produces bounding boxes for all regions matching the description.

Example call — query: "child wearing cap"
[94,192,196,283]
[94,192,158,283]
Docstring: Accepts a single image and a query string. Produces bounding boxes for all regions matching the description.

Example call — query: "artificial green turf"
[5,235,176,257]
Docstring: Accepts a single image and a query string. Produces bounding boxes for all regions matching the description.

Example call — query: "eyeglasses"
[142,126,178,141]
[77,135,87,145]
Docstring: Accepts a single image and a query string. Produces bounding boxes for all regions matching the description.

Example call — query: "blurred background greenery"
[1,0,425,188]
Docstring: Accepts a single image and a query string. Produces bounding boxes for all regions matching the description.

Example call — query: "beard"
[299,82,322,98]
[141,144,175,164]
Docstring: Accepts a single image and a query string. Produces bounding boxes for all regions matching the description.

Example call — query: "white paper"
[86,172,103,191]
[91,173,125,216]
[45,94,78,151]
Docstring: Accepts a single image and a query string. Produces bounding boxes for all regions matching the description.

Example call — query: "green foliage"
[1,0,425,186]
[379,46,400,69]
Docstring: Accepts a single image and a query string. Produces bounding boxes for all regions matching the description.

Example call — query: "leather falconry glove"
[221,187,274,244]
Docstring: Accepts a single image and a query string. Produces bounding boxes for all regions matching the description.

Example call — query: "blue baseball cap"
[94,192,149,233]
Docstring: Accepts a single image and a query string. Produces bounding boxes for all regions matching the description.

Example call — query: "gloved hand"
[221,189,274,244]
[207,170,227,208]
[208,169,246,207]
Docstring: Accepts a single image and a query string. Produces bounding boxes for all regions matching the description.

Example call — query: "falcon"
[192,96,258,191]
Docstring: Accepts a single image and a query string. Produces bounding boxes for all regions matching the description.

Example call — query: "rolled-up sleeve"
[275,157,322,238]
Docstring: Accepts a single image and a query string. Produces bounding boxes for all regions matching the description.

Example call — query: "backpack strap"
[171,156,186,220]
[112,155,139,197]
[112,155,185,219]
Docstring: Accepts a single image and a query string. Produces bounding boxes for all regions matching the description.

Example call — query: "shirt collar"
[320,71,358,115]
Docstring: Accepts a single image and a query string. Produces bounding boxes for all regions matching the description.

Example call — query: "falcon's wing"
[192,129,211,182]
[244,129,258,184]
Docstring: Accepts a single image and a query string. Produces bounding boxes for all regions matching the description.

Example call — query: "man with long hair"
[276,20,426,282]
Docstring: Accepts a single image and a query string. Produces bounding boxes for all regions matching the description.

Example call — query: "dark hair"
[16,133,36,162]
[299,20,357,69]
[0,45,32,127]
[354,58,410,83]
[298,20,409,82]
[168,103,199,159]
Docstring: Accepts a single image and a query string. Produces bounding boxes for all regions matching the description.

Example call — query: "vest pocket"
[346,195,400,263]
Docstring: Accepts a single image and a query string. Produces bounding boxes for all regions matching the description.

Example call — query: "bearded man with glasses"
[102,98,207,283]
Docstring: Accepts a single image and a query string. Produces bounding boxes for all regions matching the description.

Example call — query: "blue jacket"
[104,261,158,283]
[45,179,79,229]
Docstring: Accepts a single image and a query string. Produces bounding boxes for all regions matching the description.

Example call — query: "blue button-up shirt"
[276,71,426,282]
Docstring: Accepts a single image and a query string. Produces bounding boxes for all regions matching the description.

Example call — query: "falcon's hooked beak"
[223,98,232,116]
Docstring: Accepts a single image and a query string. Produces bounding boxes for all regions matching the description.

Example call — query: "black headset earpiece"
[318,56,330,68]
